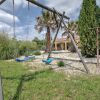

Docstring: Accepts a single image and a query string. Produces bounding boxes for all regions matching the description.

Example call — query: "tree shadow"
[65,63,86,73]
[2,70,49,100]
[50,62,86,73]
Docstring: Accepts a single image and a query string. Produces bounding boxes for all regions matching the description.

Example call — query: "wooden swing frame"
[26,0,89,74]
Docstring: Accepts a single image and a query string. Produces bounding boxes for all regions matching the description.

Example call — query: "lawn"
[0,60,100,100]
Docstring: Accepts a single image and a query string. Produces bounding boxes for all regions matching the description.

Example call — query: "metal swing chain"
[13,0,16,38]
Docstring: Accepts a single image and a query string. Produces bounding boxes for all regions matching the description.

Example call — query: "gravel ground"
[26,51,100,75]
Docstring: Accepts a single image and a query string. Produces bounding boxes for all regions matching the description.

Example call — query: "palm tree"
[35,10,58,52]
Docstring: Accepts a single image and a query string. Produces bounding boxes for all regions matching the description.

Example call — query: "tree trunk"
[45,26,51,52]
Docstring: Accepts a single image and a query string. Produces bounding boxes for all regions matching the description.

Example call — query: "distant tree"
[35,10,58,52]
[18,41,38,55]
[33,37,40,43]
[78,0,97,57]
[32,37,46,50]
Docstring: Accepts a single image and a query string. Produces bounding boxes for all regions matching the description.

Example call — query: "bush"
[0,33,17,60]
[33,51,41,55]
[18,41,38,56]
[57,61,65,67]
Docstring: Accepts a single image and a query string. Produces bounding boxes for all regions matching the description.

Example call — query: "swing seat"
[15,56,35,62]
[42,58,54,64]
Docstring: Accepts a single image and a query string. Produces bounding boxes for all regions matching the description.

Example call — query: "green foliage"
[18,41,38,55]
[0,61,100,100]
[32,37,46,50]
[96,6,100,26]
[78,0,97,57]
[0,33,17,60]
[1,60,100,100]
[57,61,65,67]
[33,51,41,55]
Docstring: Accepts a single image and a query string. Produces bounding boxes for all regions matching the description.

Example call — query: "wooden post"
[96,28,99,67]
[68,32,89,73]
[65,42,67,50]
[62,21,89,74]
[55,43,57,50]
[26,0,69,20]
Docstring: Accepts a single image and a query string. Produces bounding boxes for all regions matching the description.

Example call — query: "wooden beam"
[62,22,89,74]
[52,9,89,73]
[47,12,65,59]
[26,0,70,20]
[96,28,99,67]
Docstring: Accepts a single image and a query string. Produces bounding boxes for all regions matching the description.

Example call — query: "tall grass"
[0,33,17,60]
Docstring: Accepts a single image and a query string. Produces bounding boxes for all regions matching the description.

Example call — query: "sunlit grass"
[0,60,100,100]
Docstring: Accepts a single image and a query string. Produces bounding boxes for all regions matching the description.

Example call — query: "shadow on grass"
[65,63,86,73]
[2,69,49,100]
[51,57,87,73]
[51,63,86,73]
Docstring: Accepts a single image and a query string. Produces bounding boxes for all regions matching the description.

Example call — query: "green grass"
[0,60,100,100]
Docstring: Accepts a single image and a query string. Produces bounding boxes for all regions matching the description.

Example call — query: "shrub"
[33,51,41,55]
[18,41,38,56]
[57,61,65,67]
[0,33,17,60]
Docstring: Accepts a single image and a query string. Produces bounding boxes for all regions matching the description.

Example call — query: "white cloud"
[0,0,38,40]
[0,22,11,33]
[44,0,82,20]
[44,0,100,20]
[0,0,28,11]
[0,9,20,25]
[6,24,39,40]
[0,0,100,40]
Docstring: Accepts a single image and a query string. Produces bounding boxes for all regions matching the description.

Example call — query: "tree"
[35,10,58,52]
[96,6,100,26]
[78,0,97,57]
[32,37,46,50]
[96,6,100,52]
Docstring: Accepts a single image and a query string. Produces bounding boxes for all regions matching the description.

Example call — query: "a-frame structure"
[27,0,89,74]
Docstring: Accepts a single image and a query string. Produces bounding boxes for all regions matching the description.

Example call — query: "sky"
[0,0,100,40]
